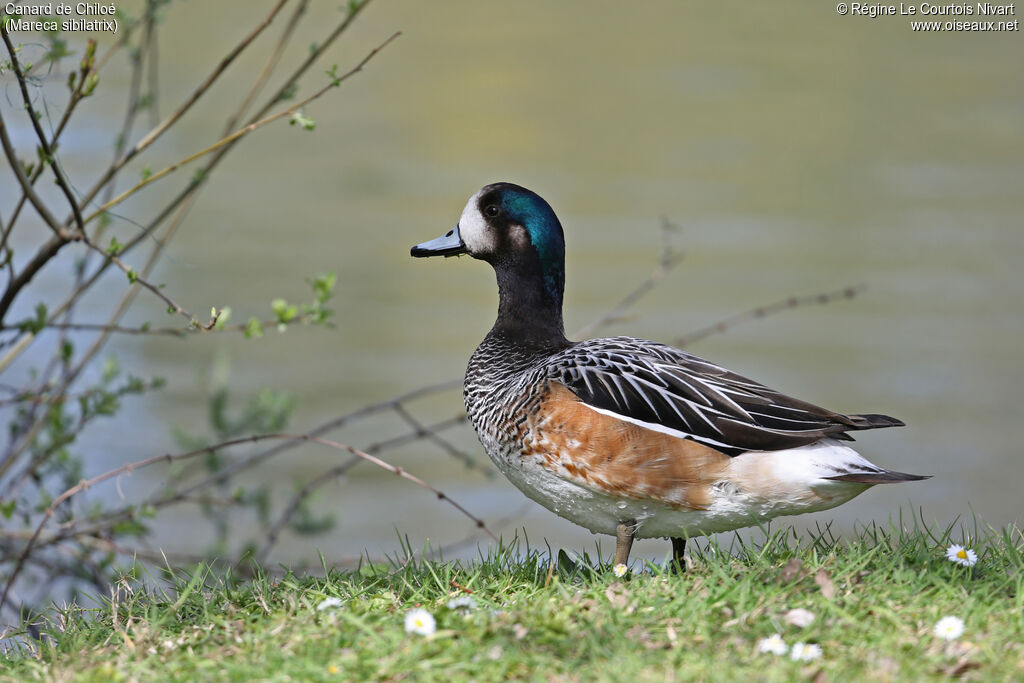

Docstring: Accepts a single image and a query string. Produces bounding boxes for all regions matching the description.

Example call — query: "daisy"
[790,642,823,661]
[317,597,343,611]
[933,616,965,641]
[945,544,978,567]
[404,608,436,636]
[613,563,629,578]
[757,633,788,655]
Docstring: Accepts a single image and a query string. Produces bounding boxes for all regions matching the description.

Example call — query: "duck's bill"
[410,225,467,257]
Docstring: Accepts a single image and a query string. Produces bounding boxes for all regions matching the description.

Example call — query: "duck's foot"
[670,537,687,573]
[614,520,636,567]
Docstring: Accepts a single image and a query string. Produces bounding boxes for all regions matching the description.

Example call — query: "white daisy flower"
[317,597,343,611]
[613,563,629,578]
[945,544,978,567]
[783,608,815,628]
[404,608,436,636]
[757,633,788,655]
[933,615,965,640]
[790,642,823,661]
[446,595,477,613]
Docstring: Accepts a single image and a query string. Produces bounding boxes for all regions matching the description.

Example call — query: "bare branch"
[673,284,867,348]
[145,10,161,126]
[0,24,87,234]
[0,235,69,328]
[392,402,492,476]
[571,219,685,339]
[253,459,363,564]
[0,41,96,251]
[82,31,401,224]
[253,0,377,122]
[72,0,292,215]
[0,432,495,612]
[0,109,74,240]
[225,0,311,134]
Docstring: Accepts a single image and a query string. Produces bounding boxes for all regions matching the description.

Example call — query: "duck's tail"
[824,469,930,484]
[845,413,905,430]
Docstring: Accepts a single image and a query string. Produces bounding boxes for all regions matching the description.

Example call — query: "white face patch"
[458,188,496,255]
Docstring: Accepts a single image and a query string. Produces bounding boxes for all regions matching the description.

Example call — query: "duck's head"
[411,183,566,310]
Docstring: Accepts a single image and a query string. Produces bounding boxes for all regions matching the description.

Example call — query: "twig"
[0,9,391,372]
[64,28,149,372]
[571,223,685,339]
[0,384,143,408]
[0,109,74,240]
[32,413,469,559]
[167,414,467,518]
[673,284,867,348]
[0,432,495,613]
[83,239,206,326]
[83,31,401,224]
[254,0,376,122]
[145,9,160,127]
[224,0,310,134]
[0,321,187,337]
[0,236,71,330]
[171,380,462,488]
[0,41,96,251]
[72,0,292,216]
[0,24,87,234]
[0,316,297,336]
[253,410,490,564]
[253,459,364,564]
[391,403,491,476]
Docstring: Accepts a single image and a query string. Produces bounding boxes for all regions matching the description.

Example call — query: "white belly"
[492,439,876,539]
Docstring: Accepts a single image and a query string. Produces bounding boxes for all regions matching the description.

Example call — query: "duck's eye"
[484,205,501,218]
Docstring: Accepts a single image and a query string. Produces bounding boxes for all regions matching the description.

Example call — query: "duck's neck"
[491,261,568,346]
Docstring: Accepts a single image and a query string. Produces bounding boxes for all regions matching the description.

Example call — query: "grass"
[2,516,1023,682]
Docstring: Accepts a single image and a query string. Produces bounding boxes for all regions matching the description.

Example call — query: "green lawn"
[3,519,1023,681]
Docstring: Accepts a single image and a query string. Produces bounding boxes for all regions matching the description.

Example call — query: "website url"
[911,18,1020,29]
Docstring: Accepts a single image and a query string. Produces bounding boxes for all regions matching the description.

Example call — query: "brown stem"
[0,432,494,612]
[225,0,310,134]
[673,285,867,348]
[72,0,292,216]
[84,31,401,224]
[0,236,69,327]
[0,24,87,234]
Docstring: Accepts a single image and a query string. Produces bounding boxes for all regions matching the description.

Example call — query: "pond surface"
[5,0,1023,565]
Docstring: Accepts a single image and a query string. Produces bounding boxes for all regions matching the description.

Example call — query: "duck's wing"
[547,337,903,456]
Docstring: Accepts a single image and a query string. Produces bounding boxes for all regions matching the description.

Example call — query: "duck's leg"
[614,520,636,567]
[670,537,687,572]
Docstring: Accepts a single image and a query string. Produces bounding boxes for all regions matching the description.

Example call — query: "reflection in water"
[10,0,1022,565]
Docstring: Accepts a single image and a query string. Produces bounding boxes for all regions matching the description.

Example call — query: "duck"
[411,182,928,568]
